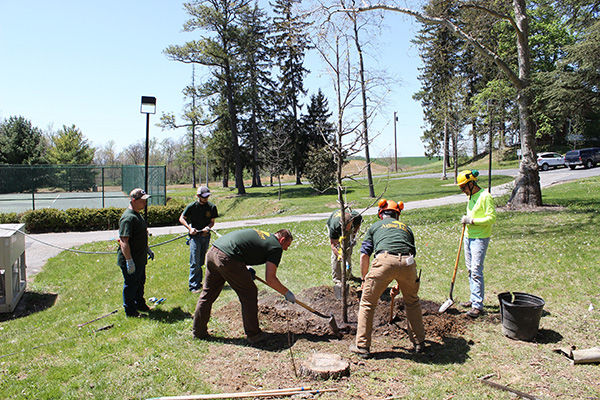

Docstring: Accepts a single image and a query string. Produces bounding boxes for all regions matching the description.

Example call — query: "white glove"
[126,259,136,275]
[461,215,474,225]
[284,290,296,303]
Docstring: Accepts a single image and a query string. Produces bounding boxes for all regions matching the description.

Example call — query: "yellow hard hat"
[457,170,479,186]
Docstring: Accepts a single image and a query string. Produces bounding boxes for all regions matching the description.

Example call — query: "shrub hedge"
[3,201,185,233]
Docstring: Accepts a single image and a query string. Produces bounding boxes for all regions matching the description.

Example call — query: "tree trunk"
[224,60,246,195]
[472,119,478,156]
[352,12,375,197]
[508,0,541,207]
[442,113,448,180]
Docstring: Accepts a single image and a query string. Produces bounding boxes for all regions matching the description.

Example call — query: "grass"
[167,174,514,221]
[1,177,599,399]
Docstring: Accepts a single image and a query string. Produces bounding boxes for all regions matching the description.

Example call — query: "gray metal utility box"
[0,223,26,313]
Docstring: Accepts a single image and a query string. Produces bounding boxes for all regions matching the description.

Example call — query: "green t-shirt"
[466,189,496,239]
[182,200,218,229]
[326,210,361,240]
[214,229,283,266]
[117,208,148,266]
[362,216,416,256]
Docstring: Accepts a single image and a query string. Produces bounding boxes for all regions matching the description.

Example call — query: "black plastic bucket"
[498,292,545,341]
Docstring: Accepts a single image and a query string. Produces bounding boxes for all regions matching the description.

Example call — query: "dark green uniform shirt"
[326,210,360,240]
[117,208,148,266]
[213,229,283,266]
[182,201,218,229]
[362,217,416,256]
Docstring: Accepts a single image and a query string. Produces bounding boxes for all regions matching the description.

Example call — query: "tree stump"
[299,352,350,380]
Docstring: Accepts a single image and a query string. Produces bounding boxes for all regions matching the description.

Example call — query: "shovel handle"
[451,224,466,284]
[254,275,329,319]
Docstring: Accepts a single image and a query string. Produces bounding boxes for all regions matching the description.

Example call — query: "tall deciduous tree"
[0,116,46,165]
[164,0,249,195]
[271,0,311,184]
[354,1,543,208]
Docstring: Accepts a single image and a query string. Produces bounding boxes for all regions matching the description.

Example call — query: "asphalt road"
[19,166,600,277]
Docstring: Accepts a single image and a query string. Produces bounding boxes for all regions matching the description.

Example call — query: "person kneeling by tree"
[192,228,295,344]
[350,199,425,358]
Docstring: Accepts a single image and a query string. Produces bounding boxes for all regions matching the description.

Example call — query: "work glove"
[147,247,155,260]
[284,290,296,303]
[126,259,136,275]
[461,215,474,225]
[247,267,256,280]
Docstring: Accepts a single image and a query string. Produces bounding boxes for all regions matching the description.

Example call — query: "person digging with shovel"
[192,228,295,345]
[457,170,496,318]
[350,199,425,358]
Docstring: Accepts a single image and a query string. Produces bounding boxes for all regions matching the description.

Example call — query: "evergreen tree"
[164,0,250,195]
[0,116,46,165]
[238,3,276,187]
[301,89,335,159]
[46,125,95,165]
[271,0,311,184]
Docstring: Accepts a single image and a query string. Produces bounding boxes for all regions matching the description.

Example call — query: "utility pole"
[488,99,493,192]
[393,111,398,172]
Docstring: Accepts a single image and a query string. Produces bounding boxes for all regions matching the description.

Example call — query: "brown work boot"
[246,332,267,345]
[349,343,371,359]
[460,301,472,308]
[467,308,482,318]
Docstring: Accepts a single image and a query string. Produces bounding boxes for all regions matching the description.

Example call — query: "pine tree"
[271,0,311,184]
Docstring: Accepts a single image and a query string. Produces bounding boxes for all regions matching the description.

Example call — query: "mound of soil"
[217,285,471,342]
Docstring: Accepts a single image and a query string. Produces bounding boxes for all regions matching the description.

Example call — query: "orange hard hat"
[377,198,404,218]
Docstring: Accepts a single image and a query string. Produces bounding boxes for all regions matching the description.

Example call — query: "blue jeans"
[464,237,490,310]
[189,234,210,291]
[120,262,146,315]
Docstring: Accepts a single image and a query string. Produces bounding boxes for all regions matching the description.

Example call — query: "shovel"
[438,223,466,313]
[254,275,341,338]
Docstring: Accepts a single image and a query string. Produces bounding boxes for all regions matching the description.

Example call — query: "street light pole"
[141,96,156,221]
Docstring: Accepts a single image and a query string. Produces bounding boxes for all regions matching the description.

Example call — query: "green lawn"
[168,174,514,221]
[1,177,598,399]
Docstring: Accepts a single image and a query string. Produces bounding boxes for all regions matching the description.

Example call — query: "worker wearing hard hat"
[457,170,496,318]
[350,199,425,359]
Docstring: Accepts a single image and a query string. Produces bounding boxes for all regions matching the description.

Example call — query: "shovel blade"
[438,298,454,313]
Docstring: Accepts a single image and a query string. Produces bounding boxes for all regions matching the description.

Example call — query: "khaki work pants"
[193,246,260,338]
[356,252,425,350]
[331,244,354,285]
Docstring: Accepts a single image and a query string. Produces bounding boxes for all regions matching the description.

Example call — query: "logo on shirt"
[382,220,409,232]
[253,229,271,240]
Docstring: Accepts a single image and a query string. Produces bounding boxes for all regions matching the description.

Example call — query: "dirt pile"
[218,285,469,341]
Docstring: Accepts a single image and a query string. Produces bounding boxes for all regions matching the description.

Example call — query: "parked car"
[537,152,565,171]
[564,147,600,169]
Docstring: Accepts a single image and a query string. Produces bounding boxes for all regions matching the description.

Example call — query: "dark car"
[564,148,600,169]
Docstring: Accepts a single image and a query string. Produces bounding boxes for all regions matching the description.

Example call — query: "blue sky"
[0,1,426,158]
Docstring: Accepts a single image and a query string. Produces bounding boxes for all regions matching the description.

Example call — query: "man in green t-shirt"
[192,228,295,344]
[326,210,362,291]
[349,199,425,359]
[179,186,219,292]
[457,170,496,318]
[117,188,155,317]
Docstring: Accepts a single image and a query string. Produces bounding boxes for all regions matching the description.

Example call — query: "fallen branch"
[147,387,337,400]
[77,309,119,327]
[479,374,542,400]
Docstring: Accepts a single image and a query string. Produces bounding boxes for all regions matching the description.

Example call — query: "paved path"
[20,167,600,278]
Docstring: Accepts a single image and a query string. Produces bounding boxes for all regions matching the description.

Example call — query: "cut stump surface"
[299,352,350,380]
